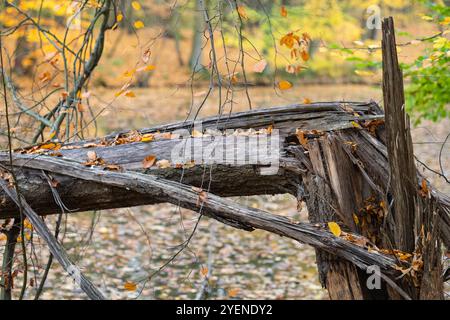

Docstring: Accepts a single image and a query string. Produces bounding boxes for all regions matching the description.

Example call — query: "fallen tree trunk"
[0,101,381,217]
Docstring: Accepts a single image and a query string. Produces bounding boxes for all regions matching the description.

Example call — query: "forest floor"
[4,84,449,299]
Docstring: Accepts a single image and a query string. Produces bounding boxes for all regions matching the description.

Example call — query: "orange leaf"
[124,90,136,98]
[40,142,61,150]
[296,129,308,148]
[237,5,248,19]
[301,50,310,62]
[278,80,292,90]
[142,155,156,168]
[280,6,287,17]
[227,288,239,297]
[200,267,208,277]
[124,281,137,291]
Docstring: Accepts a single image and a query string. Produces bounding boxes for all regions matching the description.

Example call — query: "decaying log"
[0,99,449,300]
[0,102,381,217]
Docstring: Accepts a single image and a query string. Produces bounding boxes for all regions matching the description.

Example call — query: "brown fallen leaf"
[142,155,156,168]
[104,164,122,171]
[197,191,208,207]
[296,129,308,148]
[83,142,99,148]
[200,267,208,277]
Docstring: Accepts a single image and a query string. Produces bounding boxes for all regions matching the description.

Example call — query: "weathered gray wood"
[382,17,417,254]
[1,101,380,217]
[0,154,402,277]
[382,17,443,300]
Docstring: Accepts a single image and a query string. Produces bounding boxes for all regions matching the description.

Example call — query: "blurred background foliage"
[0,0,448,124]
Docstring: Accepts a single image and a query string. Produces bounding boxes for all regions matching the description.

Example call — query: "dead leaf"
[419,179,429,198]
[142,155,156,168]
[278,80,292,90]
[200,267,208,277]
[104,164,122,171]
[197,191,208,207]
[141,133,154,142]
[237,5,248,20]
[191,186,203,193]
[296,129,308,148]
[124,281,137,291]
[280,6,287,17]
[328,222,342,237]
[301,50,309,62]
[156,159,171,169]
[134,20,144,29]
[227,288,239,298]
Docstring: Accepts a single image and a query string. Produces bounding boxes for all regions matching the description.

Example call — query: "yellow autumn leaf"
[303,98,312,104]
[328,222,341,237]
[0,234,7,242]
[353,214,359,225]
[141,134,154,142]
[123,69,136,77]
[421,15,433,21]
[124,281,137,291]
[117,13,123,22]
[351,121,362,129]
[131,1,141,10]
[134,20,144,29]
[354,70,375,77]
[40,142,61,150]
[24,219,33,230]
[278,80,292,90]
